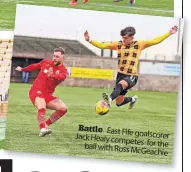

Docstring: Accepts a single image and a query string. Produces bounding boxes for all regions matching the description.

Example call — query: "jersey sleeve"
[50,68,69,81]
[90,40,118,50]
[21,60,44,72]
[141,32,171,49]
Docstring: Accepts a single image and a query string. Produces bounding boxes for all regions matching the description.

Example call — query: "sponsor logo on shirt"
[55,70,60,75]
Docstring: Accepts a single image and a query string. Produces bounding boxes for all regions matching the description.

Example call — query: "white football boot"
[39,128,52,137]
[128,95,138,109]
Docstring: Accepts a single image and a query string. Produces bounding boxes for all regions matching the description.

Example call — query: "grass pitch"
[0,117,6,149]
[0,140,4,149]
[0,0,173,29]
[5,83,177,164]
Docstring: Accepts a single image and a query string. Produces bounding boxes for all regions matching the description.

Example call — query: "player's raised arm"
[142,25,178,49]
[15,61,42,72]
[84,31,118,50]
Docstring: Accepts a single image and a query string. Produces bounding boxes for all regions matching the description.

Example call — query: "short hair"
[54,47,65,54]
[120,27,136,37]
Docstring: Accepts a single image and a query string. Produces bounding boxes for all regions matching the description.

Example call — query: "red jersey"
[21,59,68,94]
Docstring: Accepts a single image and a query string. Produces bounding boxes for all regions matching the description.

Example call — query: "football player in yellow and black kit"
[84,26,178,109]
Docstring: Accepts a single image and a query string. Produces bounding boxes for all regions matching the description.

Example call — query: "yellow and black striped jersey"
[90,32,171,75]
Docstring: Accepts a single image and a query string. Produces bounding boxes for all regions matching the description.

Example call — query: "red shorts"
[29,89,57,105]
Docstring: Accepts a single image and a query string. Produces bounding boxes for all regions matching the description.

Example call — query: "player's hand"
[170,25,178,34]
[84,30,90,42]
[15,66,22,72]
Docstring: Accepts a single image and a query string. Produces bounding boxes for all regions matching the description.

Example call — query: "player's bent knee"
[57,108,68,117]
[59,105,68,113]
[120,80,128,89]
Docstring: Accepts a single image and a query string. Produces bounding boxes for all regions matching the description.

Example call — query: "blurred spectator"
[4,90,9,101]
[113,0,135,6]
[0,94,2,101]
[22,59,30,83]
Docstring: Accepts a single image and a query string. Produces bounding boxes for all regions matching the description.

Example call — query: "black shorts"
[114,73,138,95]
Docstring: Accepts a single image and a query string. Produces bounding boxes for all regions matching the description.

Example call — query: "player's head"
[53,47,65,66]
[120,27,136,44]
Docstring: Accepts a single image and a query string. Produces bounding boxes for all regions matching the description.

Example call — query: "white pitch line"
[85,2,173,13]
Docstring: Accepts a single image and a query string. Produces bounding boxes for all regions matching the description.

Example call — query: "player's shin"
[46,108,67,126]
[37,108,46,128]
[110,83,123,100]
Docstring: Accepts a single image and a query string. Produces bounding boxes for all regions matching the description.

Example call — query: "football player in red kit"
[69,0,88,6]
[15,47,69,137]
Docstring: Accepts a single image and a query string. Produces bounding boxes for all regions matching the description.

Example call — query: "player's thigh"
[119,80,128,90]
[116,73,129,90]
[116,95,125,104]
[29,89,46,109]
[34,97,46,109]
[121,75,138,90]
[46,98,68,111]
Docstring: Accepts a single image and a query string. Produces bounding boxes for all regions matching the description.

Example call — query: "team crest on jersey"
[56,70,60,75]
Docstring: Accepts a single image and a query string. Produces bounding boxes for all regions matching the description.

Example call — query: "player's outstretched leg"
[46,99,68,127]
[128,95,138,109]
[102,82,126,106]
[83,0,88,3]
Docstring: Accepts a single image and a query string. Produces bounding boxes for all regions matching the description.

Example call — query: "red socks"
[37,108,67,128]
[37,108,46,129]
[46,109,67,126]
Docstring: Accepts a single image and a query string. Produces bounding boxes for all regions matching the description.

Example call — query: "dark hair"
[120,27,136,37]
[54,47,65,54]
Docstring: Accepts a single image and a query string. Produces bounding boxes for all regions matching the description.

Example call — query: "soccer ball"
[95,100,109,115]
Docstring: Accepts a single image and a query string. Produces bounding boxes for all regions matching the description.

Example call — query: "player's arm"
[84,31,118,50]
[15,61,42,72]
[142,26,178,49]
[49,69,68,81]
[21,63,41,71]
[90,40,118,50]
[142,32,171,49]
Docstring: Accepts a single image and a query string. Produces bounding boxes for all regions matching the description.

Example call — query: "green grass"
[0,117,6,149]
[0,140,4,149]
[5,83,177,164]
[0,0,174,29]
